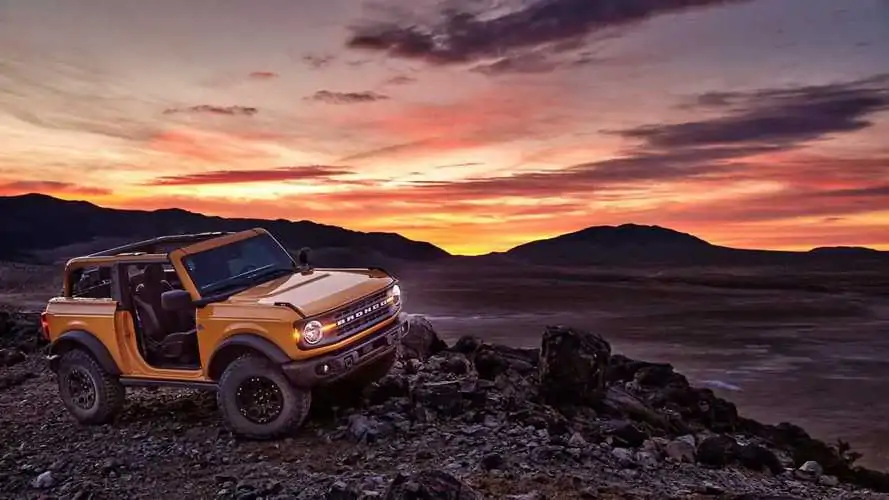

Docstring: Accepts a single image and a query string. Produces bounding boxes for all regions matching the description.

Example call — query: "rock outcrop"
[396,314,448,362]
[537,325,610,407]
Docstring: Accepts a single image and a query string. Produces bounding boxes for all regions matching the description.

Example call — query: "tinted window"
[182,233,294,294]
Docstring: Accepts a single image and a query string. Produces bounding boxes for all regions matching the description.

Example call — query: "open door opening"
[120,261,201,370]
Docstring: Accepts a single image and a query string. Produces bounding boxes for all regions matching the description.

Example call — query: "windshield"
[181,233,296,296]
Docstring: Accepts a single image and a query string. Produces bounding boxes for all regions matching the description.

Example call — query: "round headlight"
[301,320,324,345]
[390,284,402,303]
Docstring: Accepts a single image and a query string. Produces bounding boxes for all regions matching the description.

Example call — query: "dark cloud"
[337,139,438,162]
[147,166,353,186]
[0,181,111,196]
[346,0,748,71]
[385,75,417,85]
[307,90,390,104]
[248,71,279,79]
[302,54,336,69]
[619,74,889,149]
[163,105,258,116]
[403,144,772,198]
[470,52,560,75]
[815,184,889,199]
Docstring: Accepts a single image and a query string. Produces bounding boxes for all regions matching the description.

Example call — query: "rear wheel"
[57,349,125,424]
[217,354,311,439]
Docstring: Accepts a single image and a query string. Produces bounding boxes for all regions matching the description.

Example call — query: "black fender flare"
[49,330,121,375]
[208,333,291,380]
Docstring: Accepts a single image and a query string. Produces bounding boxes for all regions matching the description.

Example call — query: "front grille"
[331,288,397,340]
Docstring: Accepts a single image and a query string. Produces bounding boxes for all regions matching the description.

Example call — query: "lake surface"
[398,264,889,470]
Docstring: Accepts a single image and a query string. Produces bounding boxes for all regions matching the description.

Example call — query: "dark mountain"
[502,223,717,264]
[496,223,888,267]
[808,246,881,256]
[0,194,449,266]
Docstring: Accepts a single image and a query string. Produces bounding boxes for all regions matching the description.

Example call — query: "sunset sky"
[1,0,888,255]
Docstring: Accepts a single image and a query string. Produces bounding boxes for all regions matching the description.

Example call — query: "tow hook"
[397,312,410,337]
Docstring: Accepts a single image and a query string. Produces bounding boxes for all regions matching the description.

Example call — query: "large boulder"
[537,325,611,407]
[397,315,448,361]
[383,470,480,500]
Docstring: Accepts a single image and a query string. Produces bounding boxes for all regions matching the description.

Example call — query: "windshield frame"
[173,230,297,300]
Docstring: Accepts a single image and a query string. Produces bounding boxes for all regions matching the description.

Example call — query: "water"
[397,265,889,470]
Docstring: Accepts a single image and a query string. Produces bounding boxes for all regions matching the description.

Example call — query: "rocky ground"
[2,311,889,499]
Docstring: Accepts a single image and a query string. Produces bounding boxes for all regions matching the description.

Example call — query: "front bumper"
[282,314,408,388]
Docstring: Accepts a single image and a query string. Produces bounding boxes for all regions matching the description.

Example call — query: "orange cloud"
[147,165,353,186]
[146,129,275,163]
[0,180,112,197]
[162,105,258,116]
[248,71,279,79]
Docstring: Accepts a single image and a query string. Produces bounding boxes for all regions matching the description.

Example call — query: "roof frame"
[86,231,234,257]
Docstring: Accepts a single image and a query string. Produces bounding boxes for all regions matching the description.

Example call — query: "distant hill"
[501,223,719,264]
[0,194,449,267]
[496,223,887,267]
[808,246,882,256]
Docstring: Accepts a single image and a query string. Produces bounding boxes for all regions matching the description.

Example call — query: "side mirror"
[297,247,311,267]
[161,289,193,311]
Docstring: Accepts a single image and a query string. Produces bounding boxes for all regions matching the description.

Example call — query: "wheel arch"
[49,330,121,375]
[208,333,290,381]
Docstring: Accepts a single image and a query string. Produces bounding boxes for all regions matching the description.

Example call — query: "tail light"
[40,312,50,340]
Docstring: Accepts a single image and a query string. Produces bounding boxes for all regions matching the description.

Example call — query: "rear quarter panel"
[45,298,124,368]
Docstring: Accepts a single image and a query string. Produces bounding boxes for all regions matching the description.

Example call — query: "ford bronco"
[41,228,406,438]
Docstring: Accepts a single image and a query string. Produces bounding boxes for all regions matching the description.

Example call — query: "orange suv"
[41,228,406,438]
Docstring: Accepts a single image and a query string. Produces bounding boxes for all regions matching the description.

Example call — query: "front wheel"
[217,354,311,439]
[57,349,125,424]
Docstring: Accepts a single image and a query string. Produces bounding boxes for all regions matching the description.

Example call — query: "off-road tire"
[217,354,311,439]
[57,348,125,425]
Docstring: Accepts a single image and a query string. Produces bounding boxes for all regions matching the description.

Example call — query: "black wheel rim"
[66,367,96,410]
[235,376,284,424]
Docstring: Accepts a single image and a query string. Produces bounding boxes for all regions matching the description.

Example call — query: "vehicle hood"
[224,268,394,317]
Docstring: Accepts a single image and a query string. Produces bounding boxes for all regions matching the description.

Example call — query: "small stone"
[799,460,823,476]
[326,480,359,500]
[481,453,505,470]
[794,460,823,481]
[568,432,587,448]
[665,438,696,463]
[696,435,740,467]
[611,447,634,466]
[634,450,660,468]
[579,486,599,499]
[505,493,543,500]
[32,471,55,489]
[819,475,839,487]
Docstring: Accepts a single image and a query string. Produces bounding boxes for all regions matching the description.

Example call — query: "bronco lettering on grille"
[335,298,389,327]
